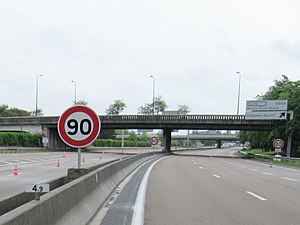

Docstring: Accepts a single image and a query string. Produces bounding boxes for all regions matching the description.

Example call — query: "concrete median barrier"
[0,152,163,225]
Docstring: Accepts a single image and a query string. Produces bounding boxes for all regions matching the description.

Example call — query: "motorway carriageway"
[0,151,134,200]
[91,148,300,225]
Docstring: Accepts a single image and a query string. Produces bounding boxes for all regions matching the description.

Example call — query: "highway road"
[93,148,300,225]
[144,155,300,225]
[0,151,126,200]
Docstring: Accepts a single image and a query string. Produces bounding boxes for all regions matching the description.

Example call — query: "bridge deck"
[0,115,283,131]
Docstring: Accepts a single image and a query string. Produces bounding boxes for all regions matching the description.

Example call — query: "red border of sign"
[150,136,159,145]
[58,106,101,148]
[273,139,284,149]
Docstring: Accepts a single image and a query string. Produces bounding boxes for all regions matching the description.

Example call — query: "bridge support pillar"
[216,140,222,149]
[47,127,69,150]
[163,128,172,152]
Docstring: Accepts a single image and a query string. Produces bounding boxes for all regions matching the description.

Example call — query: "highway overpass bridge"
[0,115,283,151]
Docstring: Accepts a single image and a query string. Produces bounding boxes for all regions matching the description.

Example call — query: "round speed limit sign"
[58,106,101,148]
[149,136,159,145]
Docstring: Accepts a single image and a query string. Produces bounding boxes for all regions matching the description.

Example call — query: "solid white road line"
[131,156,170,225]
[246,191,267,201]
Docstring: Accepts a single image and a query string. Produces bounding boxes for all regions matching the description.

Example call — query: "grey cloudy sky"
[1,0,299,116]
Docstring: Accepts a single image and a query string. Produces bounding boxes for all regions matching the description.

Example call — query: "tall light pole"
[150,75,155,114]
[71,80,77,105]
[35,74,43,116]
[236,72,241,115]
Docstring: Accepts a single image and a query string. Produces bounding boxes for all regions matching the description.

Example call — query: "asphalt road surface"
[0,151,125,200]
[145,155,300,225]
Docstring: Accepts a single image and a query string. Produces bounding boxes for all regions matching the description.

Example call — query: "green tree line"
[240,75,300,156]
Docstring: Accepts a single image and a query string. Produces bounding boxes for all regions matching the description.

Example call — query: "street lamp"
[71,80,77,105]
[236,72,241,115]
[150,75,155,114]
[35,74,43,116]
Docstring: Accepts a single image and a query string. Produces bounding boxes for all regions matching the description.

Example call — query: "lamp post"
[236,72,241,115]
[71,80,77,105]
[150,75,155,114]
[35,74,43,116]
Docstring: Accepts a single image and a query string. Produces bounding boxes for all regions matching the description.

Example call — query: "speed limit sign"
[273,139,284,150]
[58,106,101,148]
[149,136,159,146]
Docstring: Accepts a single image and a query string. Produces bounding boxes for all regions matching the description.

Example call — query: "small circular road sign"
[149,136,159,145]
[58,105,101,148]
[273,139,284,150]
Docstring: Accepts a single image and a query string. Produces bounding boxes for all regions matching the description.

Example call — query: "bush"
[0,132,41,147]
[93,139,150,147]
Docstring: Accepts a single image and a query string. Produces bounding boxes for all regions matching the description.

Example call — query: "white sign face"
[246,100,288,111]
[25,184,50,193]
[245,111,287,120]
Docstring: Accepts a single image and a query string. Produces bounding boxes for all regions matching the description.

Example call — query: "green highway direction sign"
[245,100,288,120]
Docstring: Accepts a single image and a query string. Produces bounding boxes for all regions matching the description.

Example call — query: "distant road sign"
[149,136,159,145]
[246,100,288,111]
[273,139,284,150]
[245,111,287,120]
[58,106,101,148]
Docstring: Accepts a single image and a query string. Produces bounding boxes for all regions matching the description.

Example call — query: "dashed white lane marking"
[249,168,258,171]
[246,191,267,201]
[199,166,204,170]
[212,174,221,179]
[194,162,197,165]
[281,177,298,182]
[261,172,274,176]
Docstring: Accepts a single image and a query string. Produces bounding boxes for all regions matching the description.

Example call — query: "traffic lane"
[196,157,300,217]
[145,156,300,225]
[176,147,240,157]
[213,158,300,207]
[0,152,125,200]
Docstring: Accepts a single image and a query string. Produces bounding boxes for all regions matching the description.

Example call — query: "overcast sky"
[1,0,299,116]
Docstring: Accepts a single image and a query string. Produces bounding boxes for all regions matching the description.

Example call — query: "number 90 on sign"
[65,112,93,140]
[25,184,50,193]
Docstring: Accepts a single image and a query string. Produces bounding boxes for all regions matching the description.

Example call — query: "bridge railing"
[101,115,247,123]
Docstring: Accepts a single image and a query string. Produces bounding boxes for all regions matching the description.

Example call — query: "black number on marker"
[32,185,37,192]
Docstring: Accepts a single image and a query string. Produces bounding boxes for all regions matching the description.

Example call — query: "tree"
[138,95,168,114]
[30,108,44,117]
[0,104,31,117]
[100,100,127,139]
[178,104,191,115]
[75,100,88,106]
[105,100,126,115]
[240,75,300,156]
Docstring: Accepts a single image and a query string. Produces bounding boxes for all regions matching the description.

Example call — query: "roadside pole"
[287,111,294,158]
